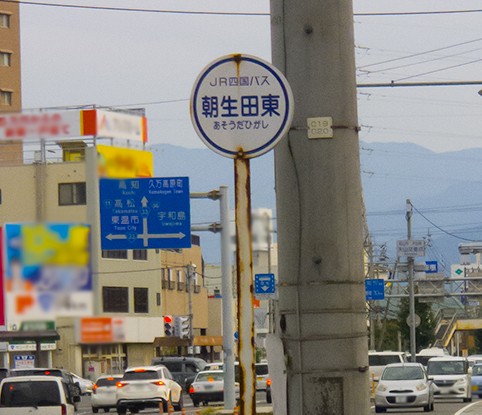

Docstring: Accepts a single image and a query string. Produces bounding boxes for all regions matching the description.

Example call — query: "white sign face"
[397,239,426,257]
[190,54,294,159]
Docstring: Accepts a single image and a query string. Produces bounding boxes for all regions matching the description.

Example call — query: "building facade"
[0,140,209,378]
[0,0,22,164]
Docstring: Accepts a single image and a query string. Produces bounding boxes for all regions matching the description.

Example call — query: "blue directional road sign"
[99,177,191,250]
[255,273,276,298]
[365,279,385,301]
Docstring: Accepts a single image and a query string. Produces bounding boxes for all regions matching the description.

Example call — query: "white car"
[189,370,240,407]
[0,375,79,415]
[91,374,123,413]
[427,356,472,402]
[375,362,435,413]
[116,365,183,413]
[71,372,94,395]
[255,362,269,391]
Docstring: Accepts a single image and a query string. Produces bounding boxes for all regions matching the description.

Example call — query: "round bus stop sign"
[190,54,294,159]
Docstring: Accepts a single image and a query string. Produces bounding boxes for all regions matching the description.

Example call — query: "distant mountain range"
[151,142,482,269]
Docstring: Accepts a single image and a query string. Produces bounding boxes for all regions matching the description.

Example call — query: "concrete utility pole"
[406,199,417,362]
[270,0,369,414]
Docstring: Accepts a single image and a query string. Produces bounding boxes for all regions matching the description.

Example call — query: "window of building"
[58,182,86,205]
[0,90,12,106]
[0,189,2,205]
[103,287,128,313]
[177,270,184,291]
[161,268,168,289]
[0,52,11,67]
[0,14,10,28]
[134,287,148,313]
[102,250,128,260]
[168,269,175,290]
[156,292,161,306]
[133,249,147,260]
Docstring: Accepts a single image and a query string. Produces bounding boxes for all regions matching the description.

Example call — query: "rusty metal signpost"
[190,54,293,414]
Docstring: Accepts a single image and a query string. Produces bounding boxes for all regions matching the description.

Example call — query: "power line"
[2,0,481,17]
[0,0,269,16]
[355,9,482,16]
[411,203,481,242]
[358,38,482,70]
[392,57,482,83]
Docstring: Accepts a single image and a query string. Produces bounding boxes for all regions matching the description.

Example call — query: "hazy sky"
[17,0,482,153]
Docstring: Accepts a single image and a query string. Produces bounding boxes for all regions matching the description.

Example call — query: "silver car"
[375,362,435,413]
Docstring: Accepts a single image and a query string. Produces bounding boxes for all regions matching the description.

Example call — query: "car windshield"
[369,355,403,366]
[381,366,424,381]
[123,370,158,381]
[0,381,61,407]
[472,366,482,376]
[196,372,224,382]
[255,365,269,376]
[427,361,466,375]
[96,377,120,387]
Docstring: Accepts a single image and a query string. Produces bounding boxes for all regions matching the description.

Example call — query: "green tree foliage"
[398,297,436,351]
[374,319,400,351]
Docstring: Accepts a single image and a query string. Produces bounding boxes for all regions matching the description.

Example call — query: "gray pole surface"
[220,186,236,410]
[270,0,369,413]
[406,200,417,362]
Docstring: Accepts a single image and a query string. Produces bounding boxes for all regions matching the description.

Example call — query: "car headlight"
[455,378,467,385]
[377,383,387,392]
[416,382,428,391]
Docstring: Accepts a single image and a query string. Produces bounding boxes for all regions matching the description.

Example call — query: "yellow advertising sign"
[97,145,153,178]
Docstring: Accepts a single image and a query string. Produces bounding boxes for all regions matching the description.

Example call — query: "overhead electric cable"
[0,0,270,15]
[358,38,482,69]
[1,0,481,17]
[411,204,482,242]
[392,57,482,83]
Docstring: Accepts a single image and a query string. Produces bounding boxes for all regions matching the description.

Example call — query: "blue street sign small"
[100,177,191,250]
[425,261,438,274]
[365,279,385,301]
[255,273,276,297]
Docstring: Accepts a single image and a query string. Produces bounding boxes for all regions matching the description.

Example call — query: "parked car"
[374,362,435,413]
[116,365,183,413]
[266,378,272,404]
[471,363,482,398]
[188,370,240,407]
[71,372,94,395]
[427,356,472,402]
[151,356,206,391]
[8,368,82,403]
[0,375,80,414]
[0,369,8,382]
[255,362,269,391]
[91,374,123,413]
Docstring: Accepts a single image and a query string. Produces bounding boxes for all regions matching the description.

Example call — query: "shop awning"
[0,330,60,342]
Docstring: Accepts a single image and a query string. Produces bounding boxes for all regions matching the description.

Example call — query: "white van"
[369,351,408,380]
[427,356,472,402]
[0,375,79,414]
[416,347,449,367]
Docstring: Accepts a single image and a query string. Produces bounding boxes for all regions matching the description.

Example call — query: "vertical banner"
[0,227,5,328]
